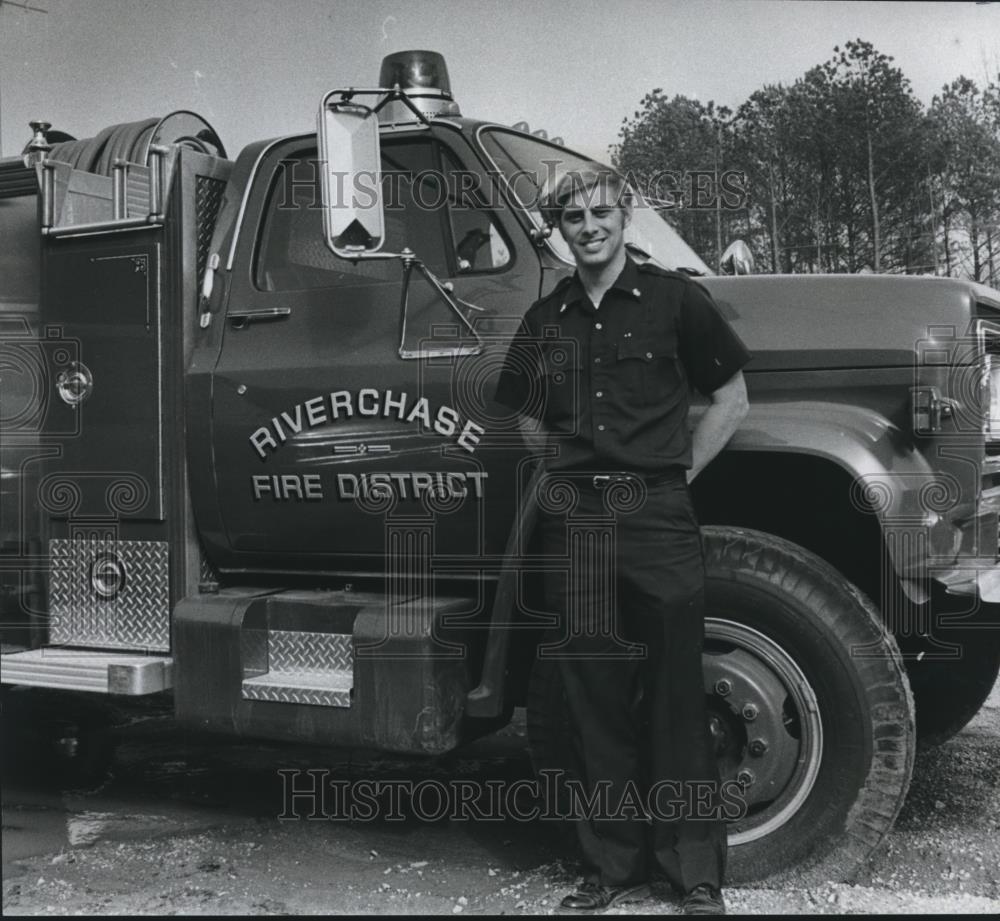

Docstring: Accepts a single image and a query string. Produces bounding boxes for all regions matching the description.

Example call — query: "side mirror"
[317,93,385,256]
[720,239,755,276]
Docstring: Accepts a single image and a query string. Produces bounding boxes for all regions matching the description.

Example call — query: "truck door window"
[256,138,509,292]
[256,139,447,291]
[441,149,511,274]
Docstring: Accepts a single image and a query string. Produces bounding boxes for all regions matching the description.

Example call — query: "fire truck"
[2,50,999,886]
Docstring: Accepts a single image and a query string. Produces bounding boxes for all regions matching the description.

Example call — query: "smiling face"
[557,179,631,273]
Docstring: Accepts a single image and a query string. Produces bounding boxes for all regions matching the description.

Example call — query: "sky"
[1,0,998,162]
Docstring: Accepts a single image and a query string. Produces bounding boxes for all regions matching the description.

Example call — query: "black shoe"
[681,884,726,915]
[557,881,651,913]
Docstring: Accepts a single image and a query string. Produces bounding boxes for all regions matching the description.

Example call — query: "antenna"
[0,0,49,157]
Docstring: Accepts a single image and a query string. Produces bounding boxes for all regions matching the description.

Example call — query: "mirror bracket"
[398,255,483,360]
[324,85,435,127]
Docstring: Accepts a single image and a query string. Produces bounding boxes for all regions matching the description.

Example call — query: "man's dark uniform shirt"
[495,256,751,468]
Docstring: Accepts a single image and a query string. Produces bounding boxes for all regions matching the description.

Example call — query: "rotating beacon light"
[377,51,461,124]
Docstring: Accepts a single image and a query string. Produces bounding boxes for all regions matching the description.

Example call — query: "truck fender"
[723,400,969,587]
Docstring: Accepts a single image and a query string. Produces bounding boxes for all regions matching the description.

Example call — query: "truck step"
[240,629,353,708]
[0,648,172,695]
[241,669,352,707]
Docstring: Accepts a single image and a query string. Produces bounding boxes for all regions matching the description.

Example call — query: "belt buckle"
[592,473,635,489]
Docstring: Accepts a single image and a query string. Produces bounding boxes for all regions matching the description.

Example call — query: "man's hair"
[539,166,632,227]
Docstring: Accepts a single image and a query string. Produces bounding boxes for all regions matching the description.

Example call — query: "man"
[495,167,750,914]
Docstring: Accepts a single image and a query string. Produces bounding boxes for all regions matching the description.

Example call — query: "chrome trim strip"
[44,217,161,237]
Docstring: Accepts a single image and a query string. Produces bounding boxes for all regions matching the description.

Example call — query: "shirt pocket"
[614,336,683,405]
[541,344,583,425]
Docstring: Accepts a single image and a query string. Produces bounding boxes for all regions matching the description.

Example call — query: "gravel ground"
[2,680,998,915]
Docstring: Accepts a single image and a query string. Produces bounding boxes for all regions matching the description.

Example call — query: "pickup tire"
[526,526,915,886]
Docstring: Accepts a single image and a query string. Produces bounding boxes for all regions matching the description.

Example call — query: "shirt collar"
[559,255,643,313]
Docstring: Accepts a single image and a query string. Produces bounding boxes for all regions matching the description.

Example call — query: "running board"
[0,648,173,694]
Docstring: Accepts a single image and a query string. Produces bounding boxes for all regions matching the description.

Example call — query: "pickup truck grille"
[975,317,1000,557]
[976,319,1000,443]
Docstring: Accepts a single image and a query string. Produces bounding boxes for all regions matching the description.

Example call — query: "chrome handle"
[228,307,292,329]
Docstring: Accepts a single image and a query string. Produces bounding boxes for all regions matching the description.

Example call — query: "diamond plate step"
[240,630,354,707]
[0,648,172,694]
[242,669,352,707]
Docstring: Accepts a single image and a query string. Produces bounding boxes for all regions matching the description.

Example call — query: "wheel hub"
[702,618,824,845]
[703,647,799,808]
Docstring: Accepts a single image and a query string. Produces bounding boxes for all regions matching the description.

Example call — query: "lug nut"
[736,769,755,787]
[714,679,732,697]
[748,738,769,757]
[741,703,758,721]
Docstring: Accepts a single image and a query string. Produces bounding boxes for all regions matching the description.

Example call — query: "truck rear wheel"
[526,526,915,885]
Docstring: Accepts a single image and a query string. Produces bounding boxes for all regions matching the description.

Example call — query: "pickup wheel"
[526,526,915,885]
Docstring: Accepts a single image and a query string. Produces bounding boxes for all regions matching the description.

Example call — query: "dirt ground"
[2,680,998,916]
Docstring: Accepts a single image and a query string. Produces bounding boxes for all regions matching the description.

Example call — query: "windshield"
[478,127,712,275]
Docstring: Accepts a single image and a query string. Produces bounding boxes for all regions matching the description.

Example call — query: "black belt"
[549,468,687,490]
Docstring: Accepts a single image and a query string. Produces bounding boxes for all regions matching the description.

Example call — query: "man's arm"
[687,371,749,483]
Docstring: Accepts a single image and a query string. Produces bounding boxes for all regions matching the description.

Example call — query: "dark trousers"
[536,473,726,892]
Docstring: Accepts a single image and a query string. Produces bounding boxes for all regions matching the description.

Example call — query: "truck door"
[209,129,540,574]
